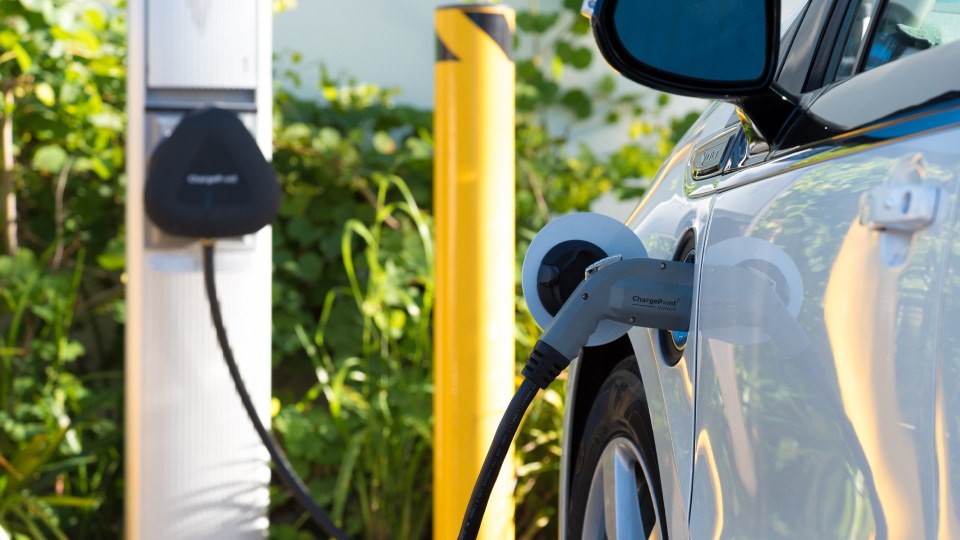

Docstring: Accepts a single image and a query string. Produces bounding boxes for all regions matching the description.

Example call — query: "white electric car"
[555,0,960,537]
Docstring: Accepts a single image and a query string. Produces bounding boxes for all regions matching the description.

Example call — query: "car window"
[782,0,810,30]
[825,0,960,84]
[825,0,880,81]
[864,0,960,70]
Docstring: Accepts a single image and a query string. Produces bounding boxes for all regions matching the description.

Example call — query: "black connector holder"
[145,108,280,239]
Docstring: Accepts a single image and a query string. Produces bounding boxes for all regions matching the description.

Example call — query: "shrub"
[0,1,126,537]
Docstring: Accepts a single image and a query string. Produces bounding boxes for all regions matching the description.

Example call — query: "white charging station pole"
[125,1,274,538]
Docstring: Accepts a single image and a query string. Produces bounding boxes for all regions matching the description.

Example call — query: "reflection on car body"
[563,0,960,537]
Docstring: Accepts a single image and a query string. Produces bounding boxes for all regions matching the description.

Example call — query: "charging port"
[661,231,695,367]
[536,240,607,315]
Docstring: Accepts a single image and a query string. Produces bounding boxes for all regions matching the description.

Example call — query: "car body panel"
[561,87,960,540]
[560,101,731,538]
[691,104,960,538]
[936,173,960,538]
[621,101,732,535]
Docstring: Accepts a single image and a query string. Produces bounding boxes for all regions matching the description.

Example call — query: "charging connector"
[538,255,693,360]
[458,255,694,539]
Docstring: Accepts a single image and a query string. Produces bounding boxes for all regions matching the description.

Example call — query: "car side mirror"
[586,0,780,98]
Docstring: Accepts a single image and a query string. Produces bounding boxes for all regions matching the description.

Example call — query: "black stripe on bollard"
[436,35,460,62]
[465,12,512,61]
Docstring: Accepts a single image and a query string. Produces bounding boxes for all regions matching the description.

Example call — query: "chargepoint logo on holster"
[187,173,240,186]
[632,295,679,312]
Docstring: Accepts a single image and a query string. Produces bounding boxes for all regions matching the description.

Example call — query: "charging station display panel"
[147,0,258,89]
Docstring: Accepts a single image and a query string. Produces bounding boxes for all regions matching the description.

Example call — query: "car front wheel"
[567,357,666,540]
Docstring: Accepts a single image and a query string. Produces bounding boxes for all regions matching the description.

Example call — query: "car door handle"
[859,184,940,233]
[691,127,738,180]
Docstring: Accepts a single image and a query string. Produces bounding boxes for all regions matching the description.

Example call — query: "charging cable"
[142,107,347,539]
[202,241,350,540]
[458,255,694,539]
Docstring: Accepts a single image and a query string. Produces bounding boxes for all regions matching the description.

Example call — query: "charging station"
[125,1,274,537]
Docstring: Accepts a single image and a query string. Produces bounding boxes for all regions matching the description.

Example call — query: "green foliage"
[1,0,127,243]
[281,174,434,538]
[0,0,126,537]
[270,75,435,538]
[270,70,433,374]
[0,248,121,539]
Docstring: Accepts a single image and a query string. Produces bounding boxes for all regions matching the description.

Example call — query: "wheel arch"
[560,333,642,537]
[565,335,637,478]
[561,332,674,539]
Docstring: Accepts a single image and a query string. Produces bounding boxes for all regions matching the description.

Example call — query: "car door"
[689,1,960,537]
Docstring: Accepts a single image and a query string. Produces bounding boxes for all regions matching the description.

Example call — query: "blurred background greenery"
[0,0,698,537]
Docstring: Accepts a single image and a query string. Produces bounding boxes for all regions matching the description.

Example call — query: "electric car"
[556,0,960,537]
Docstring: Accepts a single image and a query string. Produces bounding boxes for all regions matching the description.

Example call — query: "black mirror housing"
[589,0,781,99]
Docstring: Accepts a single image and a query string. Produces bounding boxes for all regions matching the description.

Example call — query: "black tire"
[567,357,667,540]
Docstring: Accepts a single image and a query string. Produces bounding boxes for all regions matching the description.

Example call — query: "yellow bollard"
[433,4,516,539]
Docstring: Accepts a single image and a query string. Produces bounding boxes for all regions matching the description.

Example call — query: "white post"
[125,1,274,538]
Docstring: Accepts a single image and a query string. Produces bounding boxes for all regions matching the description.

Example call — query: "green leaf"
[90,111,123,132]
[551,55,563,80]
[12,41,32,72]
[36,495,98,509]
[83,7,107,30]
[296,252,324,280]
[31,145,67,173]
[73,28,102,54]
[19,0,53,14]
[571,47,592,69]
[598,75,616,96]
[34,83,55,107]
[8,427,68,493]
[286,216,322,246]
[571,15,591,35]
[90,157,111,179]
[332,433,364,522]
[96,252,124,272]
[57,339,84,362]
[59,82,82,104]
[281,122,311,141]
[556,41,592,70]
[561,89,592,119]
[372,131,396,155]
[516,59,540,82]
[313,127,342,151]
[516,11,560,34]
